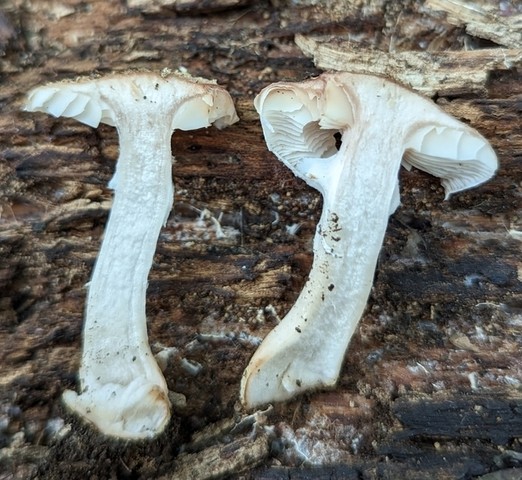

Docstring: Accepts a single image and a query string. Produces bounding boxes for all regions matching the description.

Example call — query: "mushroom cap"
[24,69,239,131]
[254,72,497,200]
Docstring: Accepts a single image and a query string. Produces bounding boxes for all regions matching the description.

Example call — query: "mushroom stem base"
[63,380,171,439]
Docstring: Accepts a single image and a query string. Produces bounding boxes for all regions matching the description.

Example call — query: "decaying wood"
[164,431,271,480]
[391,393,522,445]
[127,0,253,14]
[425,0,522,48]
[0,0,521,479]
[296,34,522,96]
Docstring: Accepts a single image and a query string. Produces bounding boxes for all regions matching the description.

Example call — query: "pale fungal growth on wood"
[241,72,497,408]
[24,70,238,438]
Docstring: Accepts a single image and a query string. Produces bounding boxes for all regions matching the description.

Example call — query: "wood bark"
[425,0,522,48]
[0,0,521,479]
[295,34,522,96]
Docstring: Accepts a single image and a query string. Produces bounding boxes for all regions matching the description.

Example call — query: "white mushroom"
[241,72,497,408]
[25,70,238,438]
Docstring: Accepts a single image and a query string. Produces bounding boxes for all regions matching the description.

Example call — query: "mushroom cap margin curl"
[254,72,497,203]
[25,70,239,131]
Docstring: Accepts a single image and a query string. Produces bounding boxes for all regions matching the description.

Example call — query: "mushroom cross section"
[241,72,497,409]
[25,70,238,438]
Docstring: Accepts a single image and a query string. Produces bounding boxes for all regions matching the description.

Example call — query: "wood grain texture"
[296,33,522,96]
[0,0,521,479]
[425,0,522,48]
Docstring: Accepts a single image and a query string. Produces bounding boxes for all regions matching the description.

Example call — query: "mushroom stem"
[241,119,401,407]
[241,73,497,408]
[62,118,174,438]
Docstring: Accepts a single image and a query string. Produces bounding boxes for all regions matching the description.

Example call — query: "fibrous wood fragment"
[295,34,522,97]
[425,0,522,48]
[127,0,251,14]
[163,431,270,480]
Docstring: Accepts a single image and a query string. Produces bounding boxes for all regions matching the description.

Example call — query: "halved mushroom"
[241,72,497,409]
[25,70,238,438]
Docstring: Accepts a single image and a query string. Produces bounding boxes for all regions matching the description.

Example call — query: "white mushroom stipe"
[241,72,497,409]
[25,71,238,439]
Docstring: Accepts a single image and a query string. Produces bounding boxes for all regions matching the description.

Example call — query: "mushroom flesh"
[25,70,238,438]
[241,72,497,408]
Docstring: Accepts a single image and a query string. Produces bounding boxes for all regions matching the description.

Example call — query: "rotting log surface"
[0,1,521,479]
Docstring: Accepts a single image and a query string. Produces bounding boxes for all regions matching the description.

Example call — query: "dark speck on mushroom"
[296,380,302,387]
[328,284,335,291]
[295,326,302,333]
